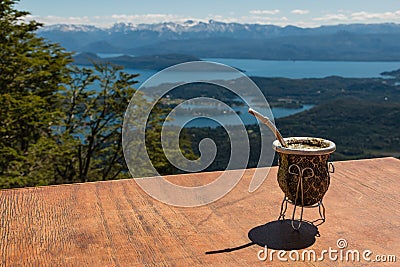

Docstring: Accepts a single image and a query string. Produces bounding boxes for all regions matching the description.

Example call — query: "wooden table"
[1,157,399,266]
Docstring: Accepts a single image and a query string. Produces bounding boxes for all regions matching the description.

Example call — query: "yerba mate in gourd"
[273,137,336,206]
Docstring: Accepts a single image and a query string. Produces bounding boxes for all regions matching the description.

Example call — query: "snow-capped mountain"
[38,21,400,61]
[39,20,289,39]
[39,24,101,32]
[39,20,400,35]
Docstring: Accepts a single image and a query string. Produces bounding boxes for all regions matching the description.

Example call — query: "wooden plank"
[0,157,399,266]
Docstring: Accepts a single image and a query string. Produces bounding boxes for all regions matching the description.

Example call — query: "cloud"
[313,14,348,21]
[111,14,179,21]
[25,14,94,25]
[313,10,400,23]
[291,9,310,15]
[350,10,400,20]
[249,9,280,15]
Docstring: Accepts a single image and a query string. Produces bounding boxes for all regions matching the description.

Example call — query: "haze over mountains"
[38,20,400,61]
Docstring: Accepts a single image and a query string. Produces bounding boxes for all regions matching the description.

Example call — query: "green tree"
[55,63,141,183]
[0,0,72,188]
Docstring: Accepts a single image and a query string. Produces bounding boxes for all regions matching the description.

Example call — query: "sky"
[18,0,400,28]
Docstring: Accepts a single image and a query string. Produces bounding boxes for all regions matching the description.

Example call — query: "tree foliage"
[0,0,72,187]
[55,64,140,183]
[0,0,197,188]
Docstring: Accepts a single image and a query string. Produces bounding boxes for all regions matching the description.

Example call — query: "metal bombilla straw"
[248,108,288,148]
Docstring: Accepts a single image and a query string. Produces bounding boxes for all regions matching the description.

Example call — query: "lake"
[120,58,400,84]
[164,100,314,128]
[205,58,400,79]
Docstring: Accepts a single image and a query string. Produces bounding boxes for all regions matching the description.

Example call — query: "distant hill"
[73,52,201,70]
[182,96,400,172]
[39,21,400,61]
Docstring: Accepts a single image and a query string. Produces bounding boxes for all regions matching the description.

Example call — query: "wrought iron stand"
[278,197,326,230]
[277,162,334,230]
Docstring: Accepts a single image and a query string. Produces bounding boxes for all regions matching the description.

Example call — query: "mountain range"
[38,20,400,61]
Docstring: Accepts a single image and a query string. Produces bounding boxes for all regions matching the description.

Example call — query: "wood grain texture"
[1,157,399,266]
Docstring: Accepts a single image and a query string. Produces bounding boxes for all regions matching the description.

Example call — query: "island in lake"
[73,52,201,70]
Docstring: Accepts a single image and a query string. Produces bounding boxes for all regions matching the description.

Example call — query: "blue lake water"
[120,58,400,85]
[97,53,135,58]
[165,104,314,128]
[204,58,400,79]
